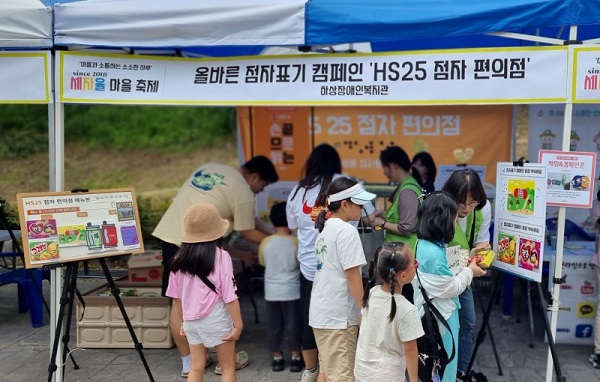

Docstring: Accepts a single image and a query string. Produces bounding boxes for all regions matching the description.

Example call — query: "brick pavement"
[1,274,599,381]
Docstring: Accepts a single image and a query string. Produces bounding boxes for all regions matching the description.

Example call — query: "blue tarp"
[306,0,600,46]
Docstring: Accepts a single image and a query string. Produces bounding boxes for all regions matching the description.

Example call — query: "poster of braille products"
[17,189,144,269]
[493,163,548,282]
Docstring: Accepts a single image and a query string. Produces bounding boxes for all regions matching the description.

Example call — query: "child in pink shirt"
[166,203,243,382]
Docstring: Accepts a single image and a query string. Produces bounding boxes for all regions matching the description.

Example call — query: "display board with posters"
[17,189,144,269]
[538,150,596,208]
[493,163,548,282]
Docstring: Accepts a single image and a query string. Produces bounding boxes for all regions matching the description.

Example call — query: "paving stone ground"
[1,272,599,382]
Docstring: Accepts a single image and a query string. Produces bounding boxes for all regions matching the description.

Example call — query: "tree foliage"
[0,104,236,158]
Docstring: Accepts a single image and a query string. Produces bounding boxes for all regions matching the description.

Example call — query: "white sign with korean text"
[435,165,486,192]
[58,48,568,105]
[0,52,50,103]
[572,46,600,103]
[538,150,596,208]
[493,163,548,282]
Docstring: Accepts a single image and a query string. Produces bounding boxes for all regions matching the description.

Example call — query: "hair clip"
[389,267,395,273]
[418,192,431,200]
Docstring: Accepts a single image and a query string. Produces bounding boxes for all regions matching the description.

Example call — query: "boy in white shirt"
[259,202,303,372]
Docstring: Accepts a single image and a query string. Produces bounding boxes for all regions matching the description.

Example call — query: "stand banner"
[493,162,548,282]
[0,51,50,103]
[58,47,567,105]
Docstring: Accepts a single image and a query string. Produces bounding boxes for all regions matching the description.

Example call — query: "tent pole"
[49,51,66,382]
[545,24,577,382]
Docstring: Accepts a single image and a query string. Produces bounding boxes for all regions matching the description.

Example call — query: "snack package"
[472,249,496,268]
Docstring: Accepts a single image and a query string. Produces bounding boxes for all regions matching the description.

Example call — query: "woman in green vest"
[373,146,423,302]
[442,169,492,382]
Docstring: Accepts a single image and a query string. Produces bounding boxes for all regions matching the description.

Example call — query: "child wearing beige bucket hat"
[166,203,244,382]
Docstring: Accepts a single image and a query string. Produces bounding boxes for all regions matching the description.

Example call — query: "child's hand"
[467,260,486,277]
[469,242,491,257]
[223,326,243,342]
[179,322,186,337]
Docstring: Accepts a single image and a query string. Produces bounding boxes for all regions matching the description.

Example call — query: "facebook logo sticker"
[576,325,593,338]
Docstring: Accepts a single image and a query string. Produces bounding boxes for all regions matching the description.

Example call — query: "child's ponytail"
[375,242,413,322]
[314,177,359,232]
[387,268,398,322]
[315,209,328,232]
[362,248,380,309]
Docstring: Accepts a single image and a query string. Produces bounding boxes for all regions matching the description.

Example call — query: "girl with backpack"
[166,203,243,382]
[412,192,486,382]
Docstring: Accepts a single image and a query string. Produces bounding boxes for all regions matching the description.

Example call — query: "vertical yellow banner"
[238,107,312,181]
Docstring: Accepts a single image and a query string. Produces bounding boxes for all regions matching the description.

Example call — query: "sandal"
[214,350,250,375]
[180,354,214,378]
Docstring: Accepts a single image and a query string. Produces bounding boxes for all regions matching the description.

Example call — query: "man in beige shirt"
[153,155,278,377]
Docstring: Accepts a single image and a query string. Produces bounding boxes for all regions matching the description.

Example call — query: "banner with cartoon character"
[539,150,596,208]
[16,188,144,269]
[528,104,600,235]
[493,162,548,282]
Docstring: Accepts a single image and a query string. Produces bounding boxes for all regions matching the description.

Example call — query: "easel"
[15,188,153,382]
[467,158,566,382]
[468,270,565,381]
[46,257,155,382]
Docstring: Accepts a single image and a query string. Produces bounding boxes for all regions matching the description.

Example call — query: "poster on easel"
[492,163,547,282]
[16,188,144,269]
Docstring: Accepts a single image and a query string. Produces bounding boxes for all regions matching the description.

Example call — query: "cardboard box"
[76,282,173,348]
[128,250,163,283]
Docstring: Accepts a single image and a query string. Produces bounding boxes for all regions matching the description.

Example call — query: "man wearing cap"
[153,155,279,377]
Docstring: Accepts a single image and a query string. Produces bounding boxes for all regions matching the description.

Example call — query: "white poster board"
[538,150,596,208]
[0,51,50,103]
[17,188,144,269]
[493,163,548,282]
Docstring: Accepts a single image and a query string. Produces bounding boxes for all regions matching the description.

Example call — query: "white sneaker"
[300,366,319,382]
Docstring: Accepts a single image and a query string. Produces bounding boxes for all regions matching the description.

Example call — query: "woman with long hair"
[412,151,437,194]
[286,143,343,382]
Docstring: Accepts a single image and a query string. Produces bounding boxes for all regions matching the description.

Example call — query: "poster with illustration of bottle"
[16,188,144,269]
[493,163,547,282]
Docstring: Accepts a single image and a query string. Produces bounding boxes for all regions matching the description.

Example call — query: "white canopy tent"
[0,0,52,48]
[46,1,600,380]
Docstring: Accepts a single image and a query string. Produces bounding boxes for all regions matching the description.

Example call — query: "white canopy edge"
[54,0,306,47]
[0,0,52,48]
